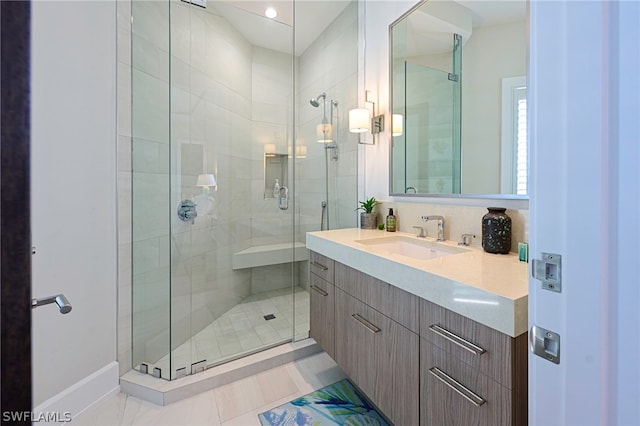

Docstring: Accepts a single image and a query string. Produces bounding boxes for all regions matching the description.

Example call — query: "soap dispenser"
[273,178,280,198]
[386,208,396,232]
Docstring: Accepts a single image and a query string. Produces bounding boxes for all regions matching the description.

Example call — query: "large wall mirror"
[389,0,527,198]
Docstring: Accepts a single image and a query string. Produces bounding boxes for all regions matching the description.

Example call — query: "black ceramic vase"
[482,207,512,254]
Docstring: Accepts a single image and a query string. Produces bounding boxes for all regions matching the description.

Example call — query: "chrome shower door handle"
[278,186,288,210]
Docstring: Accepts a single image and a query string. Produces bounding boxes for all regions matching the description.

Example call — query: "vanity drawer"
[309,251,335,283]
[421,338,516,426]
[335,288,419,426]
[309,273,335,358]
[420,299,518,388]
[334,262,419,333]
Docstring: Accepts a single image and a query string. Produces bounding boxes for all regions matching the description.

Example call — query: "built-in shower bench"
[231,242,308,270]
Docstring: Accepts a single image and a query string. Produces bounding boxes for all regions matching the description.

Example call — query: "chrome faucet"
[421,215,445,241]
[412,225,426,238]
[458,233,476,246]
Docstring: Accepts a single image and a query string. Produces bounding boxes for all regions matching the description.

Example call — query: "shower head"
[309,92,326,107]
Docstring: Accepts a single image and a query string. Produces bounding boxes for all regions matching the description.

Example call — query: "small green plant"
[356,197,378,214]
[378,223,385,230]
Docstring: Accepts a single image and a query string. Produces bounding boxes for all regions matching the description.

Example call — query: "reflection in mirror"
[390,0,527,197]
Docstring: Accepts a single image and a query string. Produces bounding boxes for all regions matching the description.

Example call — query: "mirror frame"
[388,0,529,201]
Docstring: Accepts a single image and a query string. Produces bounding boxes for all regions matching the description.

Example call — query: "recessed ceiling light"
[265,7,277,19]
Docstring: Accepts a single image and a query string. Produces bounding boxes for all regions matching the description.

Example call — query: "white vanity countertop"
[306,228,528,337]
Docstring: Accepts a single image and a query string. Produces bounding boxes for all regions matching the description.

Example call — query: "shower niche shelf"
[264,153,288,200]
[232,242,308,270]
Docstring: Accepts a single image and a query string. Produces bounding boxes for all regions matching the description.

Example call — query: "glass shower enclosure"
[130,0,358,380]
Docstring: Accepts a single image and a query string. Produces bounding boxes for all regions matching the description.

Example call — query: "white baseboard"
[33,361,120,425]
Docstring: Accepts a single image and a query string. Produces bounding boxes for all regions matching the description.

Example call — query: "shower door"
[131,0,298,380]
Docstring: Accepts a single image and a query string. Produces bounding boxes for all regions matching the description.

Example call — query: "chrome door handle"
[32,294,72,314]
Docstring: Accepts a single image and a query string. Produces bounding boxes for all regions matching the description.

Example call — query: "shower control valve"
[178,199,198,224]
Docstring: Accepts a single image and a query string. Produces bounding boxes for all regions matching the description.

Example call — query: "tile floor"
[151,287,310,379]
[71,351,346,425]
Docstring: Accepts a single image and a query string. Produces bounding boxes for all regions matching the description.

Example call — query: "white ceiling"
[211,0,352,56]
[406,0,526,57]
[455,0,526,27]
[207,0,525,57]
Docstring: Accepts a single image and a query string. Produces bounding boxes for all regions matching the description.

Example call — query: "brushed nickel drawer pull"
[310,261,328,271]
[429,324,486,356]
[351,314,381,333]
[310,285,328,297]
[429,367,487,407]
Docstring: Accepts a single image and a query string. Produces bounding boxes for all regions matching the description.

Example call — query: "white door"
[529,1,640,424]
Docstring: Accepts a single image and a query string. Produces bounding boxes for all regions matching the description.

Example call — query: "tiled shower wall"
[253,1,361,294]
[297,1,360,241]
[249,46,296,295]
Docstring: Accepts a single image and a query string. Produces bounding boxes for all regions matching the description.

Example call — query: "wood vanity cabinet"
[309,252,335,359]
[420,299,528,426]
[308,251,527,426]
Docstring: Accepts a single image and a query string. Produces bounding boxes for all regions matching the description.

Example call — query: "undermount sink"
[355,235,469,260]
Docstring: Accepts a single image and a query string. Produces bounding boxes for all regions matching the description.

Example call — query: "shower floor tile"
[150,286,309,379]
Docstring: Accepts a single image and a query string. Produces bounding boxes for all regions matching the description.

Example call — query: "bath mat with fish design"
[258,378,390,426]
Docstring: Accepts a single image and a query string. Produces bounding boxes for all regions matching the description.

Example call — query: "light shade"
[288,145,307,159]
[196,173,217,187]
[392,114,404,136]
[316,122,333,143]
[349,108,370,133]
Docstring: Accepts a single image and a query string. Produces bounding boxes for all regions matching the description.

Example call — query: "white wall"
[31,0,118,413]
[358,0,415,202]
[462,21,526,194]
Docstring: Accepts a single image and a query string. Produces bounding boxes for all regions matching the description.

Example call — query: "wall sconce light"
[348,108,369,133]
[196,173,217,191]
[392,114,403,137]
[349,90,384,144]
